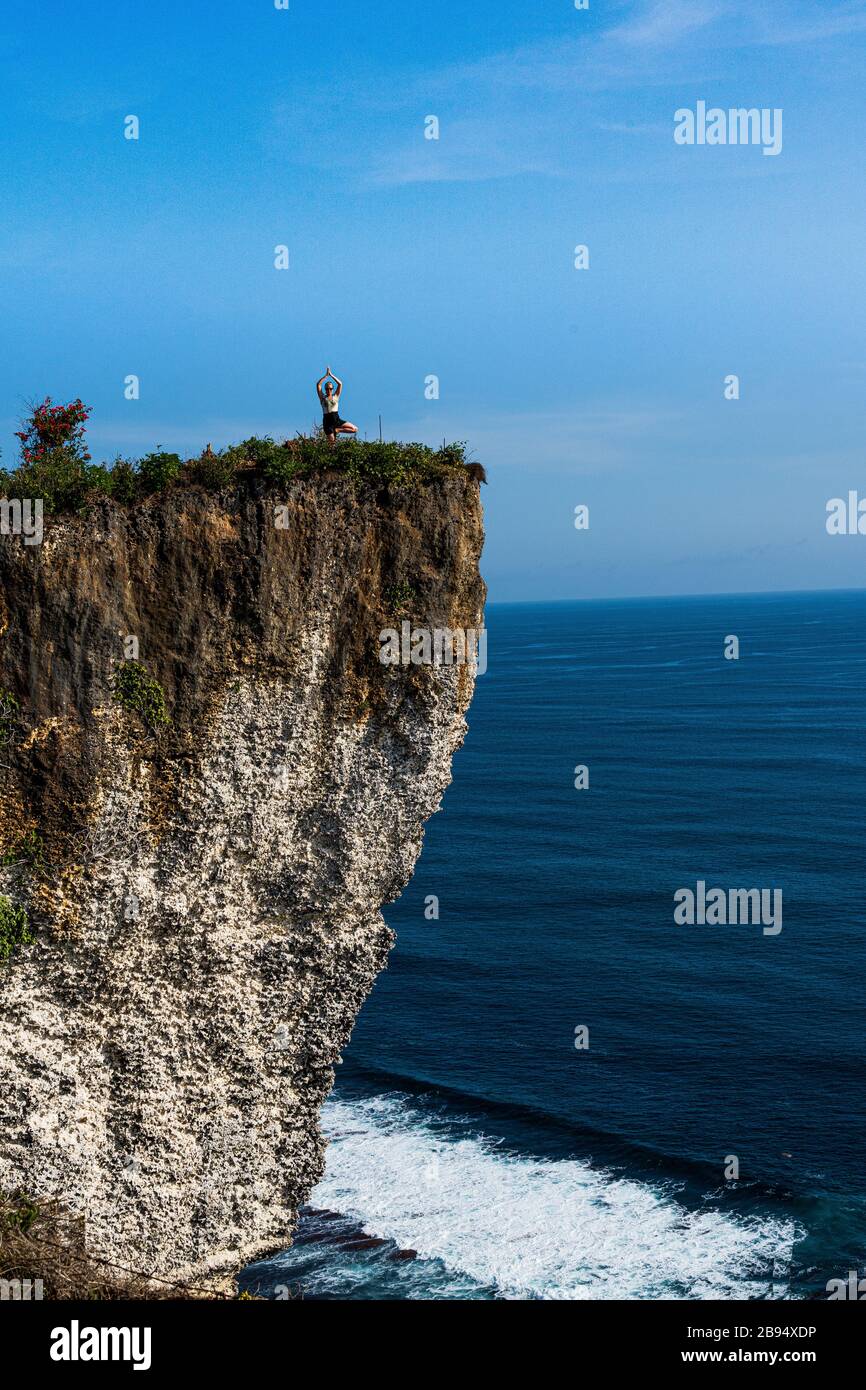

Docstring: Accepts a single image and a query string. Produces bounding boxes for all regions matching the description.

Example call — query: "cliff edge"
[0,468,485,1282]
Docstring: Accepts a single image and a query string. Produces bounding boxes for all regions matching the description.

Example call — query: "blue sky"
[2,0,866,599]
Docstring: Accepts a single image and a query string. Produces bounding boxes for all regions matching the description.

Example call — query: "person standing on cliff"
[316,367,358,445]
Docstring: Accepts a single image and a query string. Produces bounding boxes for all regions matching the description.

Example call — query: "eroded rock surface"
[0,471,484,1279]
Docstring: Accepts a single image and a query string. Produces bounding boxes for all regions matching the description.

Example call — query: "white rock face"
[0,473,484,1281]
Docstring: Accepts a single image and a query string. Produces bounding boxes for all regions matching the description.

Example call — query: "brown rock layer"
[0,470,485,1280]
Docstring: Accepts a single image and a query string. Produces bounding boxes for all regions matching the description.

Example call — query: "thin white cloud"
[384,406,686,474]
[264,0,866,188]
[611,0,728,47]
[596,119,670,136]
[750,1,866,45]
[369,116,567,186]
[613,0,866,48]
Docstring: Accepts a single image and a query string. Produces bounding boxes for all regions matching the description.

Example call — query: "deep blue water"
[242,591,866,1300]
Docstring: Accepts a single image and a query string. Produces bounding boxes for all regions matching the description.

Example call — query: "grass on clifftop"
[0,433,481,517]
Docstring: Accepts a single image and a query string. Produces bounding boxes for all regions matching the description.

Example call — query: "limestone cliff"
[0,469,485,1282]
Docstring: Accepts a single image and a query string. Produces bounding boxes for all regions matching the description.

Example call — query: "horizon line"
[486,584,866,607]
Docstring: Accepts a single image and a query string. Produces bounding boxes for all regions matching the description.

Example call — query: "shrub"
[106,458,138,505]
[3,446,91,514]
[2,398,95,513]
[138,451,182,495]
[82,463,115,499]
[15,397,91,468]
[223,436,283,470]
[112,661,170,730]
[0,897,34,964]
[186,446,238,491]
[260,435,469,489]
[215,436,315,487]
[258,440,316,486]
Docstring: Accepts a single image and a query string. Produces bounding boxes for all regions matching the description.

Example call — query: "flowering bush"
[1,398,95,512]
[15,398,91,466]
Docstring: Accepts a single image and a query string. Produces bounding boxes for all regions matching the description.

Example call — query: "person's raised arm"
[316,370,329,401]
[331,371,343,397]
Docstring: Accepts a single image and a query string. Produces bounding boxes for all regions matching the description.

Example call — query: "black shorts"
[323,412,345,435]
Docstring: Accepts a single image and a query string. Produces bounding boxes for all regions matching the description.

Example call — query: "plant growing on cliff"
[0,399,480,515]
[0,829,46,875]
[15,397,91,467]
[138,450,183,495]
[112,661,170,730]
[105,458,139,504]
[0,897,34,964]
[3,398,95,513]
[0,689,19,745]
[383,580,419,615]
[186,444,239,490]
[260,435,470,489]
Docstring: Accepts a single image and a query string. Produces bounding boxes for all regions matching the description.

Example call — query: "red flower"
[16,395,93,468]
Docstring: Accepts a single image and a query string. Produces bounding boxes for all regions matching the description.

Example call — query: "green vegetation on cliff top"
[1,432,481,518]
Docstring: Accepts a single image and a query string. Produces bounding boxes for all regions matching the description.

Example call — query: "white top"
[322,389,340,412]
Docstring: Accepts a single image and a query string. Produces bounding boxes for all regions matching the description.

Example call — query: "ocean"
[240,590,866,1300]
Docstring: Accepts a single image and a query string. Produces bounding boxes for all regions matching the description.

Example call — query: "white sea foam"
[314,1092,800,1300]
